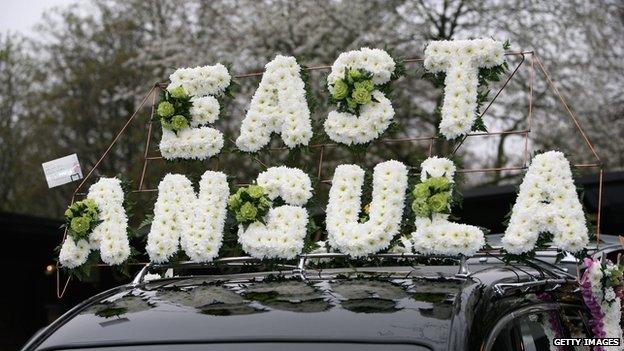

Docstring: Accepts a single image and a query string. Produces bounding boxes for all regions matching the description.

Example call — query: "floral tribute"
[235,166,313,259]
[59,177,130,268]
[410,157,485,256]
[236,55,313,152]
[159,64,232,160]
[501,151,589,254]
[324,48,401,145]
[146,171,229,263]
[326,160,408,257]
[423,38,506,139]
[580,257,624,349]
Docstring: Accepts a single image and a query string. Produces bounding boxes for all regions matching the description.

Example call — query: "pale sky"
[0,0,74,35]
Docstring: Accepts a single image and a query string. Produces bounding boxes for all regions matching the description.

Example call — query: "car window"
[490,308,591,351]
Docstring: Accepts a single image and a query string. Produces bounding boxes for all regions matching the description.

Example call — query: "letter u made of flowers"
[324,48,402,145]
[423,38,505,140]
[410,157,485,256]
[236,55,313,152]
[146,171,229,263]
[232,167,313,259]
[502,151,589,254]
[158,64,232,160]
[59,177,130,268]
[326,160,408,256]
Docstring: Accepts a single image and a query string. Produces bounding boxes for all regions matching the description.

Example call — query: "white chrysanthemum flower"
[410,157,485,256]
[167,63,231,97]
[160,127,224,160]
[147,171,229,263]
[326,160,408,257]
[238,167,312,259]
[236,55,312,152]
[502,151,589,254]
[324,48,397,145]
[423,38,505,140]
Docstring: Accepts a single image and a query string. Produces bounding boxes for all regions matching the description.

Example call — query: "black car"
[22,252,596,351]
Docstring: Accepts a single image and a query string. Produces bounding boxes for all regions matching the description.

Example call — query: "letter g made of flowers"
[237,167,313,259]
[146,171,229,263]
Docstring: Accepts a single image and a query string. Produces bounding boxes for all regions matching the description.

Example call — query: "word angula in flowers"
[59,151,590,268]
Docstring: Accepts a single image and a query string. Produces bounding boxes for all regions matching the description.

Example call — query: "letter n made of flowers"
[146,171,229,263]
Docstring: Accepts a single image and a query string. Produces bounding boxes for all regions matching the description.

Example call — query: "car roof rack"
[132,249,576,286]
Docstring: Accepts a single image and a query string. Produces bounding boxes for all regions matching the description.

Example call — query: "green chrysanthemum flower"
[239,202,258,221]
[157,101,175,117]
[247,185,265,199]
[170,115,189,131]
[412,183,431,199]
[70,216,91,237]
[352,87,372,105]
[168,86,187,99]
[64,208,74,219]
[427,177,451,192]
[347,69,362,82]
[355,79,374,92]
[411,198,430,217]
[427,192,450,213]
[228,193,242,209]
[332,79,349,100]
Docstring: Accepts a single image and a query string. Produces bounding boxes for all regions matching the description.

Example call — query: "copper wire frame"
[56,51,604,298]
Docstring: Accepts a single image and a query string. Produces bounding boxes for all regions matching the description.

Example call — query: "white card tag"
[42,154,83,188]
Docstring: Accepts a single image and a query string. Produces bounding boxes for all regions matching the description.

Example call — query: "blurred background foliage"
[0,0,622,221]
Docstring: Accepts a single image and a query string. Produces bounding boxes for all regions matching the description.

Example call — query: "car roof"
[28,255,580,351]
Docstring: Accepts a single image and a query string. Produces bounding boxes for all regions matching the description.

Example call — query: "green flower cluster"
[64,199,100,240]
[228,185,271,225]
[411,177,452,218]
[157,86,193,133]
[331,68,375,114]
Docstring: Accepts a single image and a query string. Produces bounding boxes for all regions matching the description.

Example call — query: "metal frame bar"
[55,50,605,298]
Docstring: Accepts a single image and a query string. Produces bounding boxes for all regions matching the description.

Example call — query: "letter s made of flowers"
[146,171,229,263]
[410,157,485,256]
[324,48,399,145]
[326,160,408,256]
[237,166,313,259]
[502,151,589,254]
[158,64,232,160]
[236,55,313,152]
[424,39,505,140]
[59,177,130,268]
